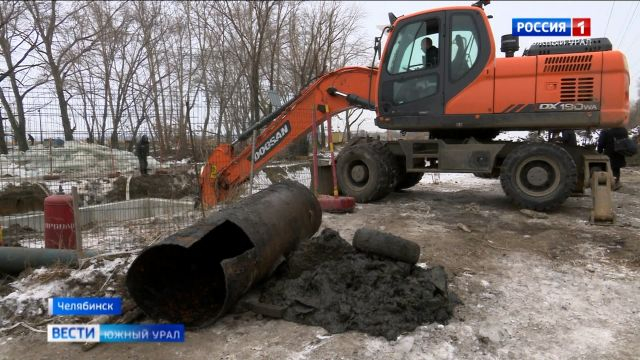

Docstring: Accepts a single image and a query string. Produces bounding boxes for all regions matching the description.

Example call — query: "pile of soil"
[1,224,37,247]
[258,228,456,340]
[263,163,309,184]
[105,173,197,202]
[0,183,49,216]
[628,152,640,167]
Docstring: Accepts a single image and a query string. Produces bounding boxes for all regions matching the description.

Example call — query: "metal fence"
[0,100,359,253]
[0,126,204,252]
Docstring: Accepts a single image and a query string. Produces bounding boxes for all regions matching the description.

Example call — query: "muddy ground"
[0,183,49,216]
[1,168,640,359]
[105,173,197,202]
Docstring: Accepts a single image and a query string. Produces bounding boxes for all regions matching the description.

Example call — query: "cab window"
[386,19,440,75]
[450,14,479,81]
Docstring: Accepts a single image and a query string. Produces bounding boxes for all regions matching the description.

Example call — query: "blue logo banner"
[512,18,572,36]
[48,324,100,342]
[49,297,122,316]
[100,324,185,343]
[47,324,185,343]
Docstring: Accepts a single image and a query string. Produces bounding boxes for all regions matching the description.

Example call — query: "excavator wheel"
[336,141,396,202]
[394,157,424,190]
[500,143,577,211]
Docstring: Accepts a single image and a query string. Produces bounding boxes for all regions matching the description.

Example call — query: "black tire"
[394,157,424,190]
[336,141,396,202]
[500,143,577,211]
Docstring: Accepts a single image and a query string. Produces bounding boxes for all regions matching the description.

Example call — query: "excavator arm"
[200,66,379,208]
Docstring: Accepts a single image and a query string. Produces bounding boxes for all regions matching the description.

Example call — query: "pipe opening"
[126,220,254,326]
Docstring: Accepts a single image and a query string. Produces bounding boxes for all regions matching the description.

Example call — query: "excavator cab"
[377,6,494,131]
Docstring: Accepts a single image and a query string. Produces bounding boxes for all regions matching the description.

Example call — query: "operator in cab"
[421,37,438,67]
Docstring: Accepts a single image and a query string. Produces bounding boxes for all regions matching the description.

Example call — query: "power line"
[604,1,615,37]
[617,1,639,49]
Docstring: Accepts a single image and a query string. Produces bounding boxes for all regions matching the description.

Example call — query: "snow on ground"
[494,131,530,142]
[0,255,134,329]
[0,141,161,180]
[250,161,312,193]
[345,248,640,360]
[495,130,599,146]
[420,172,499,192]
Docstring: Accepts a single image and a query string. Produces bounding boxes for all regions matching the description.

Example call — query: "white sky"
[337,0,639,133]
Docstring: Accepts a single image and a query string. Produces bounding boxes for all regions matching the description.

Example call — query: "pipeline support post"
[583,154,615,225]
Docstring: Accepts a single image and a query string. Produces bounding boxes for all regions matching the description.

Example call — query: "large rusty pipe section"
[125,181,321,328]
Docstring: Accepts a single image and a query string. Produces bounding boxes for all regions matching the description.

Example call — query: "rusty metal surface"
[125,181,321,327]
[353,228,421,264]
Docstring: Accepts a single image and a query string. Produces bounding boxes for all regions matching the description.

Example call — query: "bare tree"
[215,1,278,128]
[0,1,47,151]
[106,5,147,148]
[67,63,98,143]
[133,1,171,156]
[279,2,367,151]
[25,0,110,141]
[342,108,365,141]
[0,2,40,85]
[0,0,371,161]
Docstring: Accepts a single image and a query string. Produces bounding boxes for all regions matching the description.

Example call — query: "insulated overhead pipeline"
[125,181,322,328]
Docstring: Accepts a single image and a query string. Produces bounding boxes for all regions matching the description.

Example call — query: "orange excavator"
[200,1,629,219]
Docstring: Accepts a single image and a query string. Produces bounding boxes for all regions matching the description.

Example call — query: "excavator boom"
[200,66,378,208]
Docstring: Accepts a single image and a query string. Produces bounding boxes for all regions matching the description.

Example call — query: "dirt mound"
[258,228,456,340]
[628,153,640,167]
[262,163,309,183]
[0,183,49,216]
[1,224,37,247]
[105,173,197,202]
[284,228,355,278]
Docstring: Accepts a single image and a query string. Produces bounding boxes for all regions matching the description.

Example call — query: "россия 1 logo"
[512,18,591,36]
